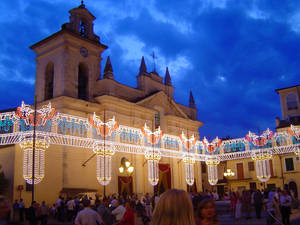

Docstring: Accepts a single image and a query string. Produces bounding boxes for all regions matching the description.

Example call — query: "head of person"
[197,198,218,223]
[82,199,91,208]
[151,189,195,225]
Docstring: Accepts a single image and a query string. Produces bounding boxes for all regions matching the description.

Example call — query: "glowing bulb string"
[32,96,37,202]
[103,110,106,197]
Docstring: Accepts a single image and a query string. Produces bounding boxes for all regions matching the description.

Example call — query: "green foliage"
[0,169,9,194]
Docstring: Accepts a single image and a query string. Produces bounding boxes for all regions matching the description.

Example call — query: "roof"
[275,84,300,93]
[30,28,108,50]
[276,116,300,128]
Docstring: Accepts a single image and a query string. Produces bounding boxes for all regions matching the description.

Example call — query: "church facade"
[0,2,203,205]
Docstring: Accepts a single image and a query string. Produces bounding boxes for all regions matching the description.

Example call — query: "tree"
[0,166,9,194]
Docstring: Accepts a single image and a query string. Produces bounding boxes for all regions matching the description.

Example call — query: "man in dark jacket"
[254,190,263,219]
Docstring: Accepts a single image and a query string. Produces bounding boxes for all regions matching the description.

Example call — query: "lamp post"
[224,168,235,192]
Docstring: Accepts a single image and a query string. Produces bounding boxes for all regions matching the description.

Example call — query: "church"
[1,2,300,206]
[0,2,203,204]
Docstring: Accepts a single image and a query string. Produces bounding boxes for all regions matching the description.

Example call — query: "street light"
[224,169,235,177]
[119,157,134,175]
[224,168,235,192]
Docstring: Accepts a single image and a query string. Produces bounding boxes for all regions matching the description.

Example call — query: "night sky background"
[1,0,300,139]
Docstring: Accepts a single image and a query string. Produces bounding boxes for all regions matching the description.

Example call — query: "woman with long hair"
[196,199,219,225]
[151,189,195,225]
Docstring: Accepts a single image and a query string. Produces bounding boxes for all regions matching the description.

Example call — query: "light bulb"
[125,161,131,168]
[128,166,134,173]
[119,166,124,173]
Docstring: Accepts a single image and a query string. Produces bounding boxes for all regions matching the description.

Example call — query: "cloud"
[1,0,300,139]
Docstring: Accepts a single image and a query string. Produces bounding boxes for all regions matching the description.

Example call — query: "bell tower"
[30,2,107,103]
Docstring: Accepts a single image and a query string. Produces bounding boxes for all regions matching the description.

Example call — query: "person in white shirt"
[280,190,292,225]
[75,199,102,225]
[111,200,126,222]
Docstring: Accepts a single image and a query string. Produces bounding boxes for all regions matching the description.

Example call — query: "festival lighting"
[19,134,50,184]
[144,149,161,186]
[15,101,55,126]
[179,132,196,186]
[183,154,195,186]
[2,102,300,189]
[288,125,300,156]
[205,156,220,186]
[89,113,119,186]
[251,149,272,182]
[142,123,163,186]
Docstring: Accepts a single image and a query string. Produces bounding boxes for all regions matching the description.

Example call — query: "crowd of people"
[0,187,298,225]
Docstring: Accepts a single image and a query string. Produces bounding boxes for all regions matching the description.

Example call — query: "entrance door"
[154,164,171,195]
[289,181,298,198]
[237,163,244,179]
[118,176,133,197]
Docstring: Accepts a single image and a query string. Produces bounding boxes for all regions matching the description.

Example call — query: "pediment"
[136,91,188,119]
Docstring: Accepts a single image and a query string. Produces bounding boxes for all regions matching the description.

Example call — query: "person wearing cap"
[75,199,102,225]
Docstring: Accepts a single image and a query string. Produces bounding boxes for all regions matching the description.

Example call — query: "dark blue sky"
[1,0,300,139]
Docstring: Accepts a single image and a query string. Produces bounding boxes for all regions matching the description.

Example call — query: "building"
[221,85,300,197]
[1,2,300,206]
[0,2,203,205]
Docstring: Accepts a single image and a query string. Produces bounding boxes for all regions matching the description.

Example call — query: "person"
[111,200,126,222]
[230,192,237,218]
[151,189,195,225]
[0,197,10,225]
[143,193,152,218]
[242,190,251,219]
[196,198,219,225]
[266,188,280,225]
[12,200,19,221]
[56,196,63,221]
[40,201,49,225]
[97,200,114,225]
[74,199,102,225]
[280,190,292,225]
[253,190,263,219]
[235,191,242,219]
[115,201,134,225]
[19,198,25,222]
[27,201,38,225]
[66,198,75,221]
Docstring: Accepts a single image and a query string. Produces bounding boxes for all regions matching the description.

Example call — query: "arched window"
[78,63,88,100]
[286,93,298,110]
[44,62,54,100]
[79,19,88,37]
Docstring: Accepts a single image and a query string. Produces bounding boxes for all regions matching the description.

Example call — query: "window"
[78,63,88,100]
[155,112,160,129]
[237,163,244,179]
[285,158,295,171]
[286,93,298,110]
[248,162,254,171]
[79,19,88,37]
[44,62,54,100]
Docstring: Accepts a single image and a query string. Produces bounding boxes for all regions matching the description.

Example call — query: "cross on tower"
[151,51,158,72]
